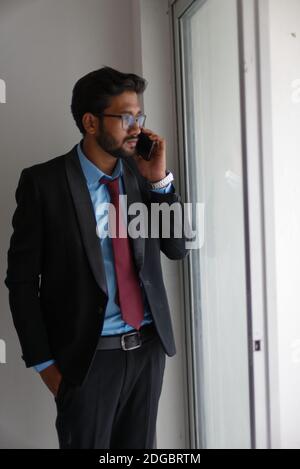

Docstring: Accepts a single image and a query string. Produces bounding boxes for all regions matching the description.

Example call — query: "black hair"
[70,66,148,135]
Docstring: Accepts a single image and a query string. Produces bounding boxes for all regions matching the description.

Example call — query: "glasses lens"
[138,115,146,127]
[122,114,146,129]
[122,115,132,129]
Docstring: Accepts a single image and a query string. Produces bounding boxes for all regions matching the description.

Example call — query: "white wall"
[268,0,300,449]
[0,0,187,448]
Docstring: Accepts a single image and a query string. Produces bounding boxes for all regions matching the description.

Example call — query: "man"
[5,66,189,449]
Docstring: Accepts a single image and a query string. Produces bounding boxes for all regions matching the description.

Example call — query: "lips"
[126,140,137,146]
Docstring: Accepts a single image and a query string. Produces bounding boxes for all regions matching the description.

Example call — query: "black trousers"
[55,333,166,449]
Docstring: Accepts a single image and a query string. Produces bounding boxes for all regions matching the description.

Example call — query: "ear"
[82,112,99,135]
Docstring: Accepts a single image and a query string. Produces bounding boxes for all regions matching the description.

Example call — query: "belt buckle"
[121,331,142,351]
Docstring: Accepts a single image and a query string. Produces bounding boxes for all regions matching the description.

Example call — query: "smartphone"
[136,132,156,161]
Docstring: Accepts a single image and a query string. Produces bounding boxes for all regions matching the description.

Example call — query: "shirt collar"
[77,139,123,186]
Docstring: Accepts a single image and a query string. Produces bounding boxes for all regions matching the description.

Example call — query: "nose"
[128,121,141,135]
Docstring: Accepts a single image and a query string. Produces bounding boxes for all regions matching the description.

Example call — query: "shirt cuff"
[34,359,56,373]
[150,182,174,194]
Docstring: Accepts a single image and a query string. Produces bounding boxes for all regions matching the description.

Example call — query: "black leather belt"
[96,323,158,351]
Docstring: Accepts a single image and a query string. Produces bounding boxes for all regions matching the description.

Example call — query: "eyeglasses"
[96,113,146,130]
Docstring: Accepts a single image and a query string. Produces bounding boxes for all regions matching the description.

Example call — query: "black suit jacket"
[5,144,189,385]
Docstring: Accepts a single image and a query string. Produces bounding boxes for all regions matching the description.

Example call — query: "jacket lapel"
[64,146,108,297]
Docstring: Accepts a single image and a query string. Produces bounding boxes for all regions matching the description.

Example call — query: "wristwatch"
[149,171,174,190]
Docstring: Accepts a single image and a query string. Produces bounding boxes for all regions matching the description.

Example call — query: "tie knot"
[100,176,119,197]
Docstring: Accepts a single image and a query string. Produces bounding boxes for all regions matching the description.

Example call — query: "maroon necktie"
[100,176,144,330]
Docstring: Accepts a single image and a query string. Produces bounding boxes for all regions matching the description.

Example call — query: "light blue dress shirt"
[34,142,173,372]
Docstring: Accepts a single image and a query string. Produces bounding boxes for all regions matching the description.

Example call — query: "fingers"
[141,127,158,138]
[141,128,163,144]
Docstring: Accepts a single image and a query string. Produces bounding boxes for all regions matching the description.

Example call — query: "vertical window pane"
[181,0,252,448]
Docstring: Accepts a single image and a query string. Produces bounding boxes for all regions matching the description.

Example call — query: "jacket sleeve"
[4,168,52,367]
[148,188,191,260]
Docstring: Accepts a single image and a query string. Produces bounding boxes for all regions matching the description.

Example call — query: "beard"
[95,121,137,160]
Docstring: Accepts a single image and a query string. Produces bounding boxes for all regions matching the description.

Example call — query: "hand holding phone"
[133,128,167,183]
